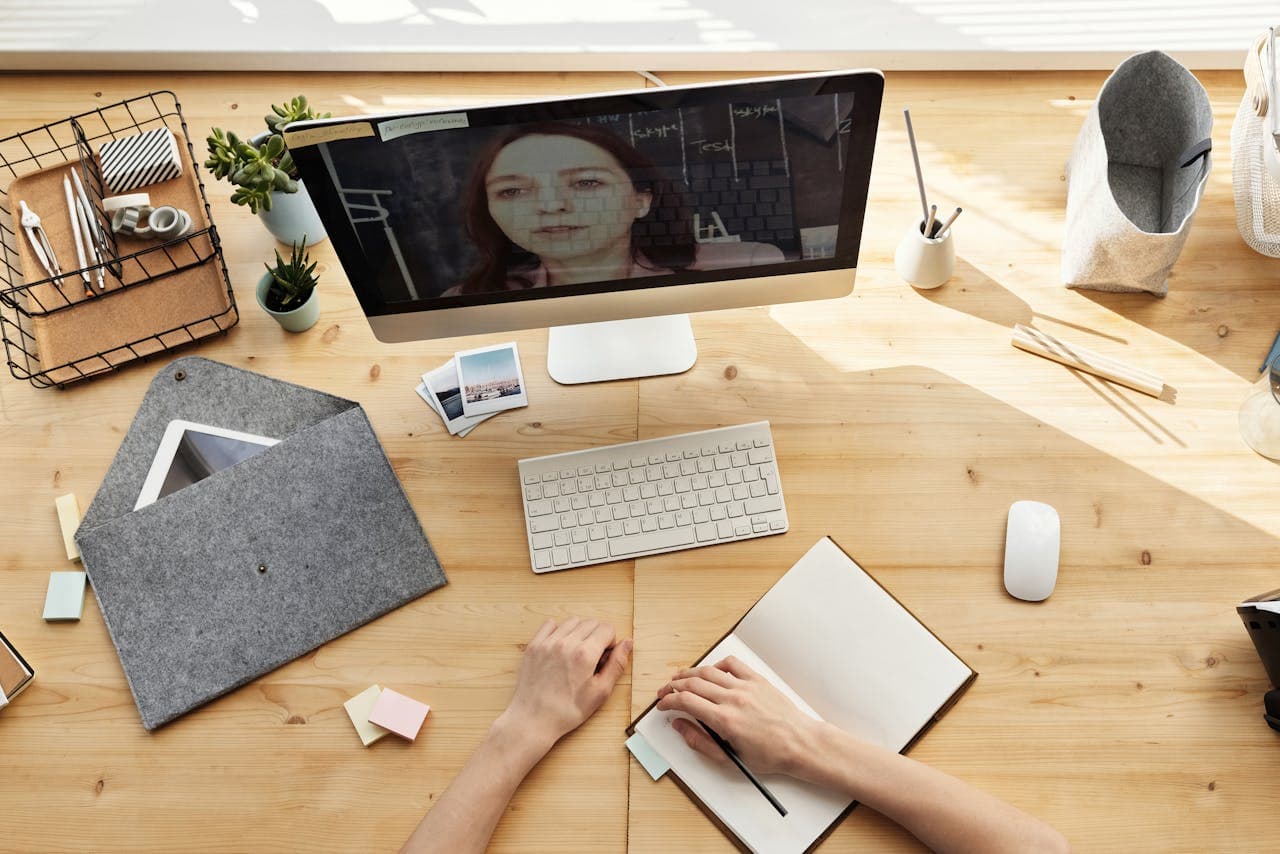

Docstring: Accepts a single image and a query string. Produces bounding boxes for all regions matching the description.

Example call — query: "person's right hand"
[655,655,821,777]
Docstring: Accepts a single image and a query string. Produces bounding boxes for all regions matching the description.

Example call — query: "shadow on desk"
[632,317,1279,852]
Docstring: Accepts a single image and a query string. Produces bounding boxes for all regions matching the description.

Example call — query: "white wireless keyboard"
[517,421,788,573]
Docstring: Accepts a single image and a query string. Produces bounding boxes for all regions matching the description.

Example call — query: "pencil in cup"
[1011,324,1174,401]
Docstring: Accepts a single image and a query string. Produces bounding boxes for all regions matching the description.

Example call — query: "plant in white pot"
[205,96,330,246]
[257,239,321,332]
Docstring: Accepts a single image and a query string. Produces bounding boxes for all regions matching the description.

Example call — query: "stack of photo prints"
[416,342,529,438]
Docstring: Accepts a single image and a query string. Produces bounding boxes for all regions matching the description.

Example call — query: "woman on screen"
[445,122,783,296]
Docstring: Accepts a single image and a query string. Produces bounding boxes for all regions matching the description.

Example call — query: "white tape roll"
[103,193,152,212]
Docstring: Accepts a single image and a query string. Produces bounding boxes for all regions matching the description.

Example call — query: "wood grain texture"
[0,67,1276,853]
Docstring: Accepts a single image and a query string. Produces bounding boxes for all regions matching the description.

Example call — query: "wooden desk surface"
[0,69,1276,853]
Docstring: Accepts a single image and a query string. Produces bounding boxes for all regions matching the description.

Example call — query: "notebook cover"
[76,357,447,730]
[626,536,977,853]
[0,630,35,701]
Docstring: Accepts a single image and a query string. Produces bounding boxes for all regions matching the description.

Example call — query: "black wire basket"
[0,91,237,388]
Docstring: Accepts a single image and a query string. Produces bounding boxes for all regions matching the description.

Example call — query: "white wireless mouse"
[1003,500,1060,601]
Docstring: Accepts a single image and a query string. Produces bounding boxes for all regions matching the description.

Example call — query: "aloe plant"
[263,238,319,312]
[205,96,330,214]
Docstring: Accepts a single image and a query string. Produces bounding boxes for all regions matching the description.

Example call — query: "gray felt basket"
[1062,51,1213,296]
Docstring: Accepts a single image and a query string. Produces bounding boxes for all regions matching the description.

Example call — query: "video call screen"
[290,81,872,311]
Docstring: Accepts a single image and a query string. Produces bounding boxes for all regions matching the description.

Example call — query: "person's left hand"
[499,617,632,748]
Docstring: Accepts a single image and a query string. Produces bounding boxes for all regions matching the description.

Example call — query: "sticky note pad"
[626,732,670,780]
[43,571,86,621]
[344,685,390,747]
[367,688,429,741]
[55,493,82,562]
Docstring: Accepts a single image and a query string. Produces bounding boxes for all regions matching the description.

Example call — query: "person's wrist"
[492,707,562,759]
[780,718,839,780]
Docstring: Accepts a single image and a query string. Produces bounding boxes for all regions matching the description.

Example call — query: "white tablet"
[134,420,279,510]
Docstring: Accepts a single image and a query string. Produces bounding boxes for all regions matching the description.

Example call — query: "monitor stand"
[546,315,697,384]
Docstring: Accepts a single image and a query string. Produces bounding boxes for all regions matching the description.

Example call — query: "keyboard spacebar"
[608,527,696,557]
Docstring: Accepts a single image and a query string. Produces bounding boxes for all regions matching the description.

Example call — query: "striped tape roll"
[99,127,182,194]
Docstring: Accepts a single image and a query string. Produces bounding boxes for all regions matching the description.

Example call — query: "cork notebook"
[5,125,233,385]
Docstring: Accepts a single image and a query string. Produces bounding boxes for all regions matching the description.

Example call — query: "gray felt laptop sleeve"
[76,356,447,730]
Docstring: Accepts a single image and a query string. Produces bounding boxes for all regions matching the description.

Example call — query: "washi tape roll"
[103,193,152,212]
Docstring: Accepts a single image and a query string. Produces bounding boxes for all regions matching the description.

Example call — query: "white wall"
[0,0,1273,70]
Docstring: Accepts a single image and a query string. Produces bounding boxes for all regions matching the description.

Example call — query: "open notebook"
[628,537,976,853]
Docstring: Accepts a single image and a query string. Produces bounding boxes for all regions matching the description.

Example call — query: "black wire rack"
[0,91,238,388]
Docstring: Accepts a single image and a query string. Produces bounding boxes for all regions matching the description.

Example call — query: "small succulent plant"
[263,238,319,312]
[205,96,330,214]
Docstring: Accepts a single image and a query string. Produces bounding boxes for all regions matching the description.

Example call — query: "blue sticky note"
[626,732,670,780]
[43,571,86,621]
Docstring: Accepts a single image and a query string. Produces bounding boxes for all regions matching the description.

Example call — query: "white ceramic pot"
[894,219,955,290]
[250,132,327,247]
[256,272,320,333]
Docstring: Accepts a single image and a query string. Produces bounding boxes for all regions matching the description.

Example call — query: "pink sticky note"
[367,688,430,740]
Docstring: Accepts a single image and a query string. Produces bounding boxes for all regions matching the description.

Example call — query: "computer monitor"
[284,70,883,383]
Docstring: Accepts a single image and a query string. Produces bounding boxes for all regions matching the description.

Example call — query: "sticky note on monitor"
[43,571,86,621]
[344,685,390,747]
[367,688,430,741]
[626,732,670,780]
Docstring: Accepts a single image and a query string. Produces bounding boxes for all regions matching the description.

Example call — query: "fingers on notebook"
[671,718,729,763]
[673,664,737,688]
[658,686,724,728]
[714,655,757,680]
[665,676,733,703]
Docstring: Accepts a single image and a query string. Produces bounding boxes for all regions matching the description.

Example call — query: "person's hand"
[656,656,821,777]
[499,617,632,750]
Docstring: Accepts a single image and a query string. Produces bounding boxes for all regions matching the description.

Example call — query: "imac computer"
[284,70,883,384]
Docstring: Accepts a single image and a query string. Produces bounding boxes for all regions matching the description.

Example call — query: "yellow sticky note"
[344,685,390,747]
[55,493,81,562]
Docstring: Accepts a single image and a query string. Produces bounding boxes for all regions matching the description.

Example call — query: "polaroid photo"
[415,382,479,438]
[134,420,279,510]
[456,342,528,417]
[422,359,496,436]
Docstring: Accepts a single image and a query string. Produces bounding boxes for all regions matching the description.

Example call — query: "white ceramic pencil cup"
[895,218,955,290]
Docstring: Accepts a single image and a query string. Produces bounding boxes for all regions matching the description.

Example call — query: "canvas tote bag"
[1062,51,1213,296]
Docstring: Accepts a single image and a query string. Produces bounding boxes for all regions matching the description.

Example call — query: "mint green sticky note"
[626,732,669,781]
[43,571,86,621]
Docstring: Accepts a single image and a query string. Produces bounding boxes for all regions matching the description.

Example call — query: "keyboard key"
[527,500,553,517]
[607,522,623,537]
[552,548,569,566]
[629,502,645,517]
[609,526,695,557]
[589,493,605,507]
[529,516,560,534]
[710,505,727,521]
[630,456,647,468]
[675,511,693,526]
[717,520,733,539]
[647,499,663,514]
[736,441,751,451]
[726,469,743,485]
[743,467,759,482]
[675,477,692,493]
[713,456,730,471]
[596,463,611,474]
[697,491,714,506]
[543,472,559,482]
[692,474,708,490]
[702,445,716,456]
[749,481,767,498]
[555,530,571,546]
[588,541,608,560]
[693,507,710,523]
[732,484,749,501]
[680,460,696,476]
[696,524,717,542]
[752,519,769,533]
[748,447,774,464]
[561,469,575,480]
[578,465,593,476]
[595,475,610,489]
[765,474,779,495]
[612,460,629,471]
[559,513,575,529]
[589,526,605,540]
[665,452,681,462]
[657,481,675,496]
[543,483,560,498]
[734,523,751,536]
[523,474,539,485]
[770,519,786,531]
[715,487,732,503]
[623,486,640,502]
[697,458,713,473]
[730,452,747,467]
[595,508,610,523]
[663,463,679,478]
[629,470,644,485]
[577,510,593,526]
[572,528,588,543]
[525,485,543,501]
[561,480,577,495]
[612,506,628,521]
[606,489,622,504]
[641,517,658,532]
[532,532,554,549]
[612,472,628,487]
[664,496,679,512]
[577,477,593,492]
[570,544,587,563]
[658,514,675,529]
[572,495,588,510]
[648,454,663,465]
[680,494,697,509]
[728,503,744,518]
[624,519,641,535]
[682,449,699,459]
[553,497,571,513]
[744,496,784,515]
[708,472,726,487]
[753,439,769,447]
[718,443,734,453]
[534,550,551,570]
[641,483,657,499]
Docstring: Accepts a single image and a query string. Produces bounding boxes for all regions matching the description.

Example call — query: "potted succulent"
[205,96,330,246]
[256,239,321,332]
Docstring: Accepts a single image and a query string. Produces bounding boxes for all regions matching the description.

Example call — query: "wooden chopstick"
[1012,324,1173,401]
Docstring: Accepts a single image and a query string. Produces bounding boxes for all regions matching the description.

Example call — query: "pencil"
[903,108,929,224]
[701,722,788,817]
[936,206,963,236]
[924,204,937,238]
